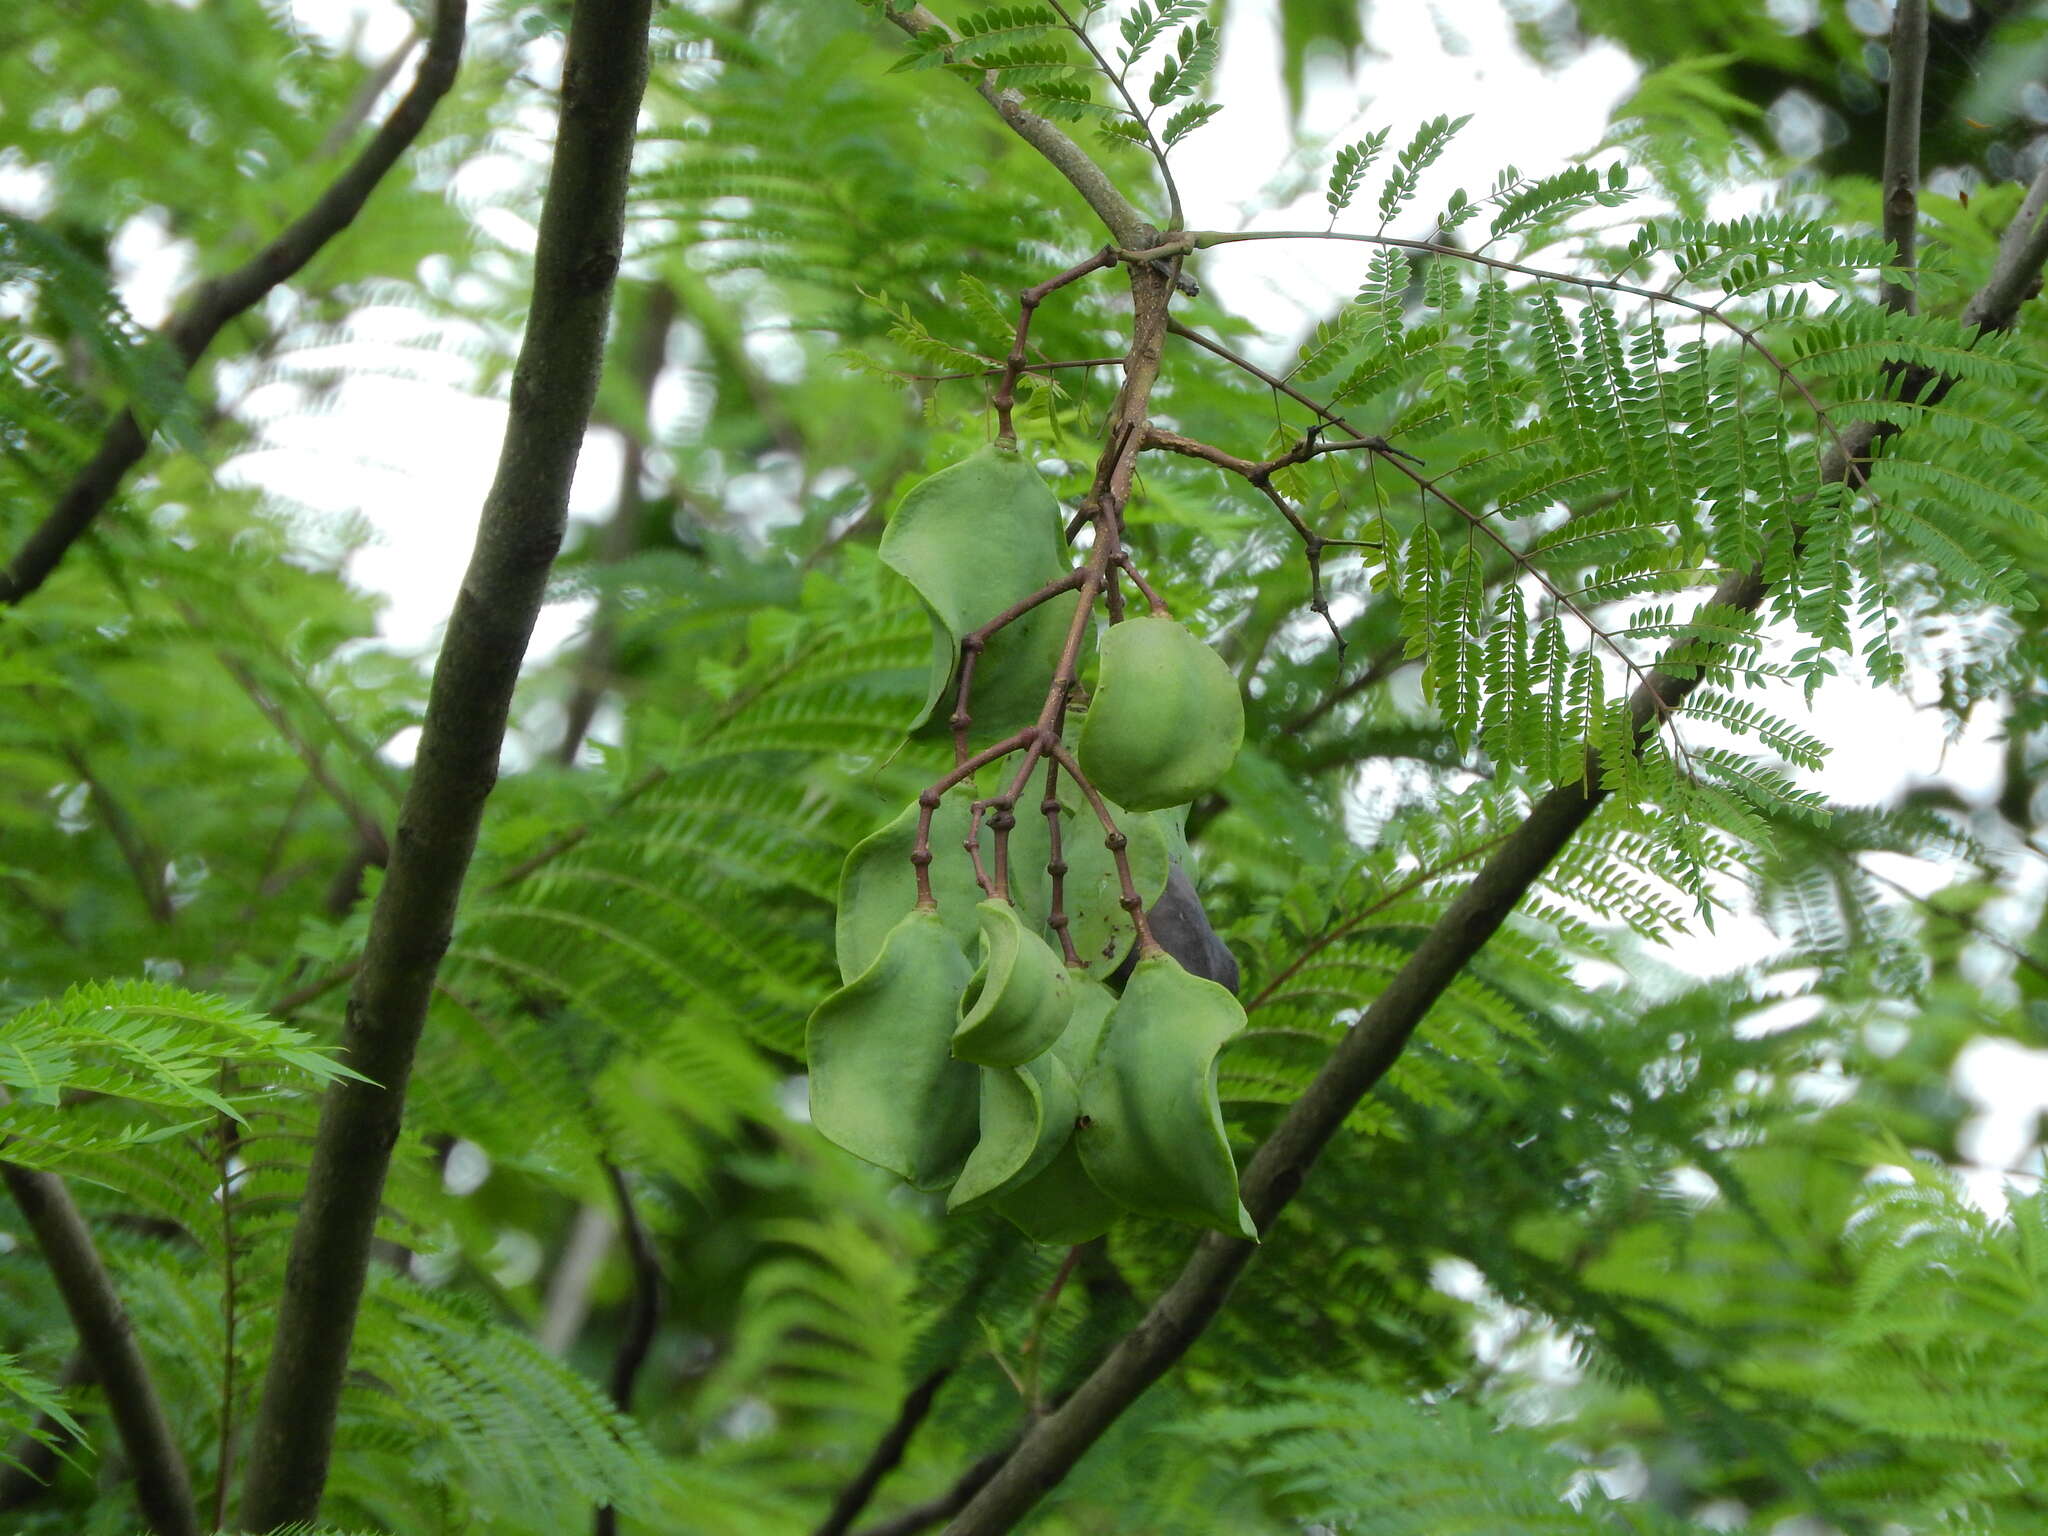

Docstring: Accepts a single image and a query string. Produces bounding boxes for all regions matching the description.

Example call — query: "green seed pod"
[880,444,1080,742]
[954,900,1074,1067]
[1077,952,1256,1238]
[1074,616,1244,812]
[947,1053,1079,1213]
[807,908,978,1190]
[835,793,982,983]
[993,980,1123,1243]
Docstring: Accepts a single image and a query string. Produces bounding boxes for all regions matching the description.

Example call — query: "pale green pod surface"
[807,908,979,1190]
[1049,978,1115,1076]
[1006,793,1171,981]
[1074,616,1244,812]
[835,793,982,983]
[1077,953,1257,1238]
[948,1053,1079,1213]
[991,1139,1122,1245]
[989,978,1123,1242]
[953,900,1073,1067]
[879,444,1079,741]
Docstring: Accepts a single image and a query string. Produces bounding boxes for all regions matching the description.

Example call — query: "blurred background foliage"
[5,1,2048,1532]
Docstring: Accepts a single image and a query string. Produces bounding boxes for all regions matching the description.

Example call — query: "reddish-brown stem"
[913,729,1038,905]
[1113,555,1169,617]
[993,248,1119,442]
[962,802,997,898]
[950,568,1088,768]
[1045,739,1157,957]
[1141,425,1394,656]
[1040,757,1083,967]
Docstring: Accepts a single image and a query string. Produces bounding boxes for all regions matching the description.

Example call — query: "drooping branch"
[234,1,654,1525]
[0,1164,200,1536]
[0,0,469,607]
[53,740,175,926]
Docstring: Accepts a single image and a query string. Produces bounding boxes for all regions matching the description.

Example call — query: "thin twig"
[850,1447,1013,1536]
[593,1158,663,1536]
[882,6,1157,249]
[811,1369,955,1536]
[992,248,1117,442]
[0,0,470,606]
[55,741,174,926]
[1161,319,1687,740]
[1129,230,1846,458]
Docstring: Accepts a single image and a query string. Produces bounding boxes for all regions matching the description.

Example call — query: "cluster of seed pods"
[806,444,1257,1242]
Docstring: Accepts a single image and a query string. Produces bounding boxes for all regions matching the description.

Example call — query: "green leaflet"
[880,443,1081,742]
[1078,953,1256,1238]
[1075,615,1244,812]
[953,899,1074,1066]
[806,908,979,1190]
[835,786,1174,986]
[993,978,1122,1243]
[947,1051,1079,1212]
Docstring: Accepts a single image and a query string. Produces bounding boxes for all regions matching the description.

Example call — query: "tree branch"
[1880,0,1929,315]
[813,1368,955,1536]
[880,5,1157,248]
[926,140,2048,1536]
[0,1165,200,1536]
[593,1159,664,1536]
[0,0,468,607]
[851,1447,1011,1536]
[234,1,653,1525]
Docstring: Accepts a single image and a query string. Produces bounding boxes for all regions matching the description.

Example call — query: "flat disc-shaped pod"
[954,900,1073,1067]
[807,908,978,1190]
[835,792,984,983]
[879,445,1080,742]
[1075,616,1244,812]
[993,979,1123,1243]
[948,1052,1079,1213]
[1006,791,1171,981]
[1078,953,1256,1238]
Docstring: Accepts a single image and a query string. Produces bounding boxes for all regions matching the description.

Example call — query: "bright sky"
[68,0,2048,1202]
